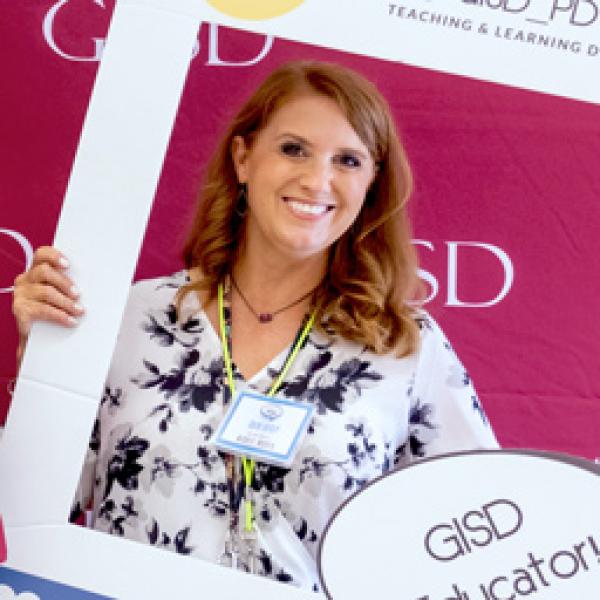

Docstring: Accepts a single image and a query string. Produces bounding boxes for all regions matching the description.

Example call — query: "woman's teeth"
[287,199,329,215]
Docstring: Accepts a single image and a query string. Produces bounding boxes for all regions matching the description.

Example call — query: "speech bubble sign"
[318,450,600,599]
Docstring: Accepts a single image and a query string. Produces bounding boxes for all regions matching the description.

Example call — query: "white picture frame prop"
[0,0,597,598]
[0,0,317,597]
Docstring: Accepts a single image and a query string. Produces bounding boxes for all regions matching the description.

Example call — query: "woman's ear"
[231,135,249,184]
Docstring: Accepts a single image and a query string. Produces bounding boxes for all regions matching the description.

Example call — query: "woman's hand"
[12,246,84,368]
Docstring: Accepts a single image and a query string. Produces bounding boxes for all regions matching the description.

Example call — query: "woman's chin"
[270,236,329,263]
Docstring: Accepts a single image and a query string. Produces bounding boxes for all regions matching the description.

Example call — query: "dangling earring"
[235,183,248,218]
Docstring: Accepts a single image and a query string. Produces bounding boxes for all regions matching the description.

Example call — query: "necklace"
[230,273,318,324]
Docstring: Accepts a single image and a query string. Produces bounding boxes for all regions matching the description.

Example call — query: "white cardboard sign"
[0,0,597,598]
[319,450,600,599]
[202,0,600,105]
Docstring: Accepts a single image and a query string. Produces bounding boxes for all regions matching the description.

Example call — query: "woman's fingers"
[12,249,84,339]
[26,248,78,298]
[21,261,79,300]
[13,289,83,338]
[29,283,84,317]
[31,246,70,271]
[16,297,81,332]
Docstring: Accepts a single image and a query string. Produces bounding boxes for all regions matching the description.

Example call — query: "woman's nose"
[299,158,333,195]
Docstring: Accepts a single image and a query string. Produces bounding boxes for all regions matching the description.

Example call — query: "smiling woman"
[181,62,419,361]
[12,61,497,592]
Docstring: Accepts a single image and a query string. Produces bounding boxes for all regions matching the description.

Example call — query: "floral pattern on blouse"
[72,271,497,592]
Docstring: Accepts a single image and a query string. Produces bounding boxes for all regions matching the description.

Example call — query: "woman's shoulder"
[313,308,451,365]
[124,270,190,311]
[130,270,190,297]
[364,308,461,371]
[110,271,200,364]
[407,309,459,373]
[407,309,479,386]
[412,308,455,354]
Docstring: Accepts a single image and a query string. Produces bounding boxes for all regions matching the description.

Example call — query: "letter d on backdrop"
[446,242,514,307]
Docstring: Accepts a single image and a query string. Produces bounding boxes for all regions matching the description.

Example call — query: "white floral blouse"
[72,271,498,592]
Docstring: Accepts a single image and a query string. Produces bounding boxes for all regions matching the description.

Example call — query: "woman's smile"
[283,197,334,219]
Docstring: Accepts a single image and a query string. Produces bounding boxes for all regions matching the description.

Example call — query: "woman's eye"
[337,153,362,169]
[280,142,306,157]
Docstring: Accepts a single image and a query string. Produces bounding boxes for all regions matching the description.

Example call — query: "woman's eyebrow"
[275,132,311,145]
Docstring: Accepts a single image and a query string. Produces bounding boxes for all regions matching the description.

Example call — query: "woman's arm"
[395,314,498,467]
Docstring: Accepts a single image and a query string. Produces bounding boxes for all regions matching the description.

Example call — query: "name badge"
[213,391,314,466]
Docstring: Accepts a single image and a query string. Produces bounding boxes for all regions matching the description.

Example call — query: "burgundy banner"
[2,1,600,459]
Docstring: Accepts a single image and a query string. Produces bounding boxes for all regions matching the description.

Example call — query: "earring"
[235,183,247,218]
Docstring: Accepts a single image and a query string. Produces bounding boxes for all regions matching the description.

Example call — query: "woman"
[12,61,497,591]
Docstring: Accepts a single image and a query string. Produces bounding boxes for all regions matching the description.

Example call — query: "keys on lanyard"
[220,454,258,574]
[239,469,258,574]
[219,534,239,569]
[219,525,258,573]
[239,526,258,575]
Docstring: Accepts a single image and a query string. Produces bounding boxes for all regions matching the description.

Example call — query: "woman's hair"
[180,60,420,356]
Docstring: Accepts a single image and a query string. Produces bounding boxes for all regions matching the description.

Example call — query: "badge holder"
[213,391,315,467]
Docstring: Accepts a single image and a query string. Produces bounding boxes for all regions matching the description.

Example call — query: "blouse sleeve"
[395,313,499,468]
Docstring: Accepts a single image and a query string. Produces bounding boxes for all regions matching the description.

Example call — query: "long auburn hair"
[180,61,420,356]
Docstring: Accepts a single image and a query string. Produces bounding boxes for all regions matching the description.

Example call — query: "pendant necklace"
[230,273,318,324]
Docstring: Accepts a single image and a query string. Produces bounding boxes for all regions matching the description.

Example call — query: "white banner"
[202,0,600,105]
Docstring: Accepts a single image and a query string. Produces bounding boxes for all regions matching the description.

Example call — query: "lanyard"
[217,281,315,534]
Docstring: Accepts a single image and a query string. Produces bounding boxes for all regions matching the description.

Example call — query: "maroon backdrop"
[2,1,600,459]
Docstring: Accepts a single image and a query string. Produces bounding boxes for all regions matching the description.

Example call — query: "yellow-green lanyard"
[218,281,316,532]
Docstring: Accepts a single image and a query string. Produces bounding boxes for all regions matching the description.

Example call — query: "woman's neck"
[231,246,327,312]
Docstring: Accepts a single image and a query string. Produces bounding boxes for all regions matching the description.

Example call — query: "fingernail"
[73,303,84,313]
[67,316,79,326]
[59,256,70,269]
[70,285,80,297]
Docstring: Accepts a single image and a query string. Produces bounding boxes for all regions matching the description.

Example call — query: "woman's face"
[232,93,376,264]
